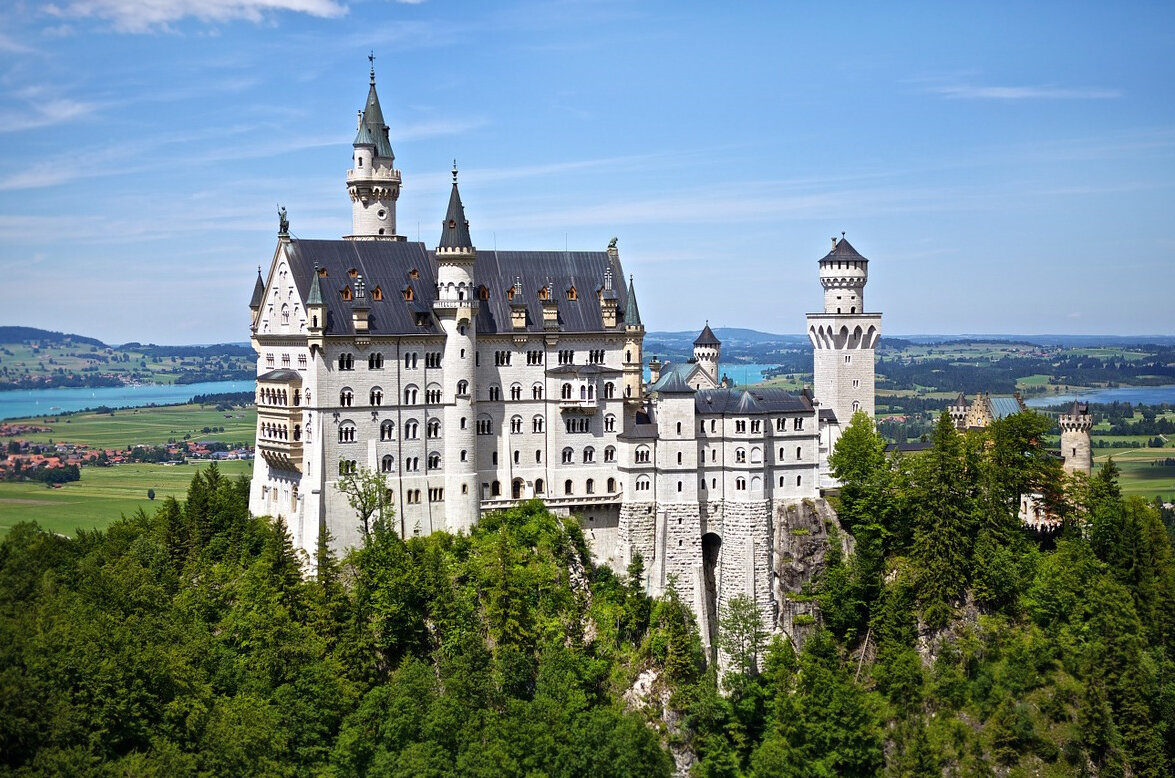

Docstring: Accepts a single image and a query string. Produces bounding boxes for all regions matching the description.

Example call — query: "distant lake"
[642,362,783,385]
[0,380,254,421]
[1025,385,1175,408]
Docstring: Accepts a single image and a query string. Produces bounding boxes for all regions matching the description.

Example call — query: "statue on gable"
[278,205,289,236]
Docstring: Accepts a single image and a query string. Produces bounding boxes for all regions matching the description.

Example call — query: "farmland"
[13,403,256,448]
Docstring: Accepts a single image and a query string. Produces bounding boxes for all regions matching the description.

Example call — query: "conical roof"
[819,236,867,262]
[438,170,473,250]
[694,322,720,346]
[249,269,265,309]
[624,275,642,327]
[306,267,324,306]
[358,69,395,159]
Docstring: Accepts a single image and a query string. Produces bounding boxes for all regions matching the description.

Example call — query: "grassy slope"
[11,404,257,448]
[0,460,253,537]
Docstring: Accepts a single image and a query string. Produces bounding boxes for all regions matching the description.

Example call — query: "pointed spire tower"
[692,321,720,386]
[249,267,265,329]
[345,54,403,241]
[623,272,646,404]
[432,161,479,533]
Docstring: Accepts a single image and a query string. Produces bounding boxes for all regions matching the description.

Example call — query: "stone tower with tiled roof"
[806,236,882,442]
[1059,400,1093,476]
[621,265,645,408]
[693,322,720,387]
[346,57,403,241]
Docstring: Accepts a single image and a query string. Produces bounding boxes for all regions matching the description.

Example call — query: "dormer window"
[408,268,419,280]
[317,267,328,278]
[402,286,414,301]
[567,286,577,301]
[341,286,352,301]
[539,287,550,301]
[348,268,358,278]
[478,285,489,301]
[506,286,515,301]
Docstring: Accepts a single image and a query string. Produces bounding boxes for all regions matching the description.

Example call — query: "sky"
[0,0,1173,344]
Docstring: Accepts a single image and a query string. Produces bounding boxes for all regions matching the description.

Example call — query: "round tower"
[1059,401,1093,476]
[622,273,645,406]
[692,322,720,387]
[433,164,479,531]
[806,235,882,432]
[345,57,403,241]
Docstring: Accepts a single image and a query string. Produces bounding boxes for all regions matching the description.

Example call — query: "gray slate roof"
[693,323,720,346]
[652,371,696,394]
[249,270,265,308]
[624,275,642,327]
[989,396,1025,421]
[694,387,812,415]
[356,78,394,159]
[648,361,701,393]
[819,236,867,263]
[282,239,632,337]
[439,180,472,249]
[257,369,302,382]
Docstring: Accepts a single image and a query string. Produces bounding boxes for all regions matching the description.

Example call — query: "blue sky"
[1,0,1173,344]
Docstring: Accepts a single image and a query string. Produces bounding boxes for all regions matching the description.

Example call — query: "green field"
[1095,448,1175,501]
[12,403,256,448]
[0,339,252,386]
[0,460,253,538]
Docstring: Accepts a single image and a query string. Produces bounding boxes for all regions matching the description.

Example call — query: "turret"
[432,163,479,532]
[351,274,370,333]
[600,268,619,328]
[306,265,326,352]
[819,234,868,314]
[622,274,645,403]
[249,267,265,330]
[1059,401,1093,476]
[345,56,403,241]
[692,322,720,386]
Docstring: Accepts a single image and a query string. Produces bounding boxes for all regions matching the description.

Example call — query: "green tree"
[719,593,767,678]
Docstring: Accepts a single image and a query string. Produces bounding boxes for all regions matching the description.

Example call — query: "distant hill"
[0,326,106,349]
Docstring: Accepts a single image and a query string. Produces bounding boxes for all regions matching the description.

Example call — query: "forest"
[1,410,1174,776]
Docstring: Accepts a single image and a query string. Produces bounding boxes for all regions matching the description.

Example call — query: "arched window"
[604,382,615,399]
[635,446,651,464]
[427,419,441,438]
[561,383,572,400]
[586,478,594,494]
[281,304,289,325]
[381,455,394,473]
[535,478,545,494]
[532,415,545,433]
[584,447,595,463]
[478,285,489,301]
[604,414,616,432]
[580,385,587,400]
[564,479,573,495]
[369,387,383,406]
[339,388,353,407]
[404,385,418,404]
[457,380,469,395]
[604,446,616,463]
[532,383,544,400]
[562,447,574,464]
[510,416,523,434]
[404,420,418,439]
[428,453,441,469]
[676,421,681,434]
[489,385,501,401]
[491,480,501,497]
[735,448,746,463]
[636,476,650,492]
[338,422,356,443]
[607,477,616,492]
[510,383,522,401]
[380,420,395,440]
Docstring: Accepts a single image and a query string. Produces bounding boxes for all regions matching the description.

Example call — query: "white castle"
[248,66,881,644]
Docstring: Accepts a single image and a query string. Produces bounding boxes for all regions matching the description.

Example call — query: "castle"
[247,65,880,647]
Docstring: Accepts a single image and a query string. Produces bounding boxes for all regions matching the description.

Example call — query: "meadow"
[13,403,256,448]
[0,460,253,538]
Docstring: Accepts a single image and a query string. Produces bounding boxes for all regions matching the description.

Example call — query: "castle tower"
[345,58,403,241]
[433,163,480,531]
[1059,401,1093,476]
[806,236,882,429]
[622,274,645,405]
[692,322,720,386]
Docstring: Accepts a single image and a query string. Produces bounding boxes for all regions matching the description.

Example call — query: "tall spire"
[438,161,473,249]
[306,265,323,305]
[624,274,642,327]
[249,267,265,309]
[358,54,393,160]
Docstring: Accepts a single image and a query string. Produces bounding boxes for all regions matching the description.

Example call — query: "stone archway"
[701,532,722,661]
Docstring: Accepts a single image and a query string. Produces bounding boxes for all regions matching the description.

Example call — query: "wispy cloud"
[0,84,99,132]
[927,84,1121,100]
[42,0,347,34]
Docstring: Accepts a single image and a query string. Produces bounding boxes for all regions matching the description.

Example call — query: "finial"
[452,159,458,183]
[368,51,375,84]
[842,231,846,238]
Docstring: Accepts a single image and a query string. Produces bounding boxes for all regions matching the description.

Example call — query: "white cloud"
[43,0,348,33]
[927,84,1121,100]
[0,97,98,132]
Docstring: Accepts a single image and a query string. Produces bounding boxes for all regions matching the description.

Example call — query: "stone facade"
[247,67,886,654]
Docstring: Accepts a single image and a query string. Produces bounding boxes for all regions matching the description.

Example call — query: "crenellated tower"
[433,163,480,531]
[346,58,403,241]
[692,322,720,387]
[806,236,882,430]
[1059,401,1093,476]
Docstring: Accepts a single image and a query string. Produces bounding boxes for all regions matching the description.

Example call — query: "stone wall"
[772,498,851,649]
[618,502,656,584]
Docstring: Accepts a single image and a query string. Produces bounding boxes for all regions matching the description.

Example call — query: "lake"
[0,380,255,421]
[1025,385,1175,408]
[642,362,783,385]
